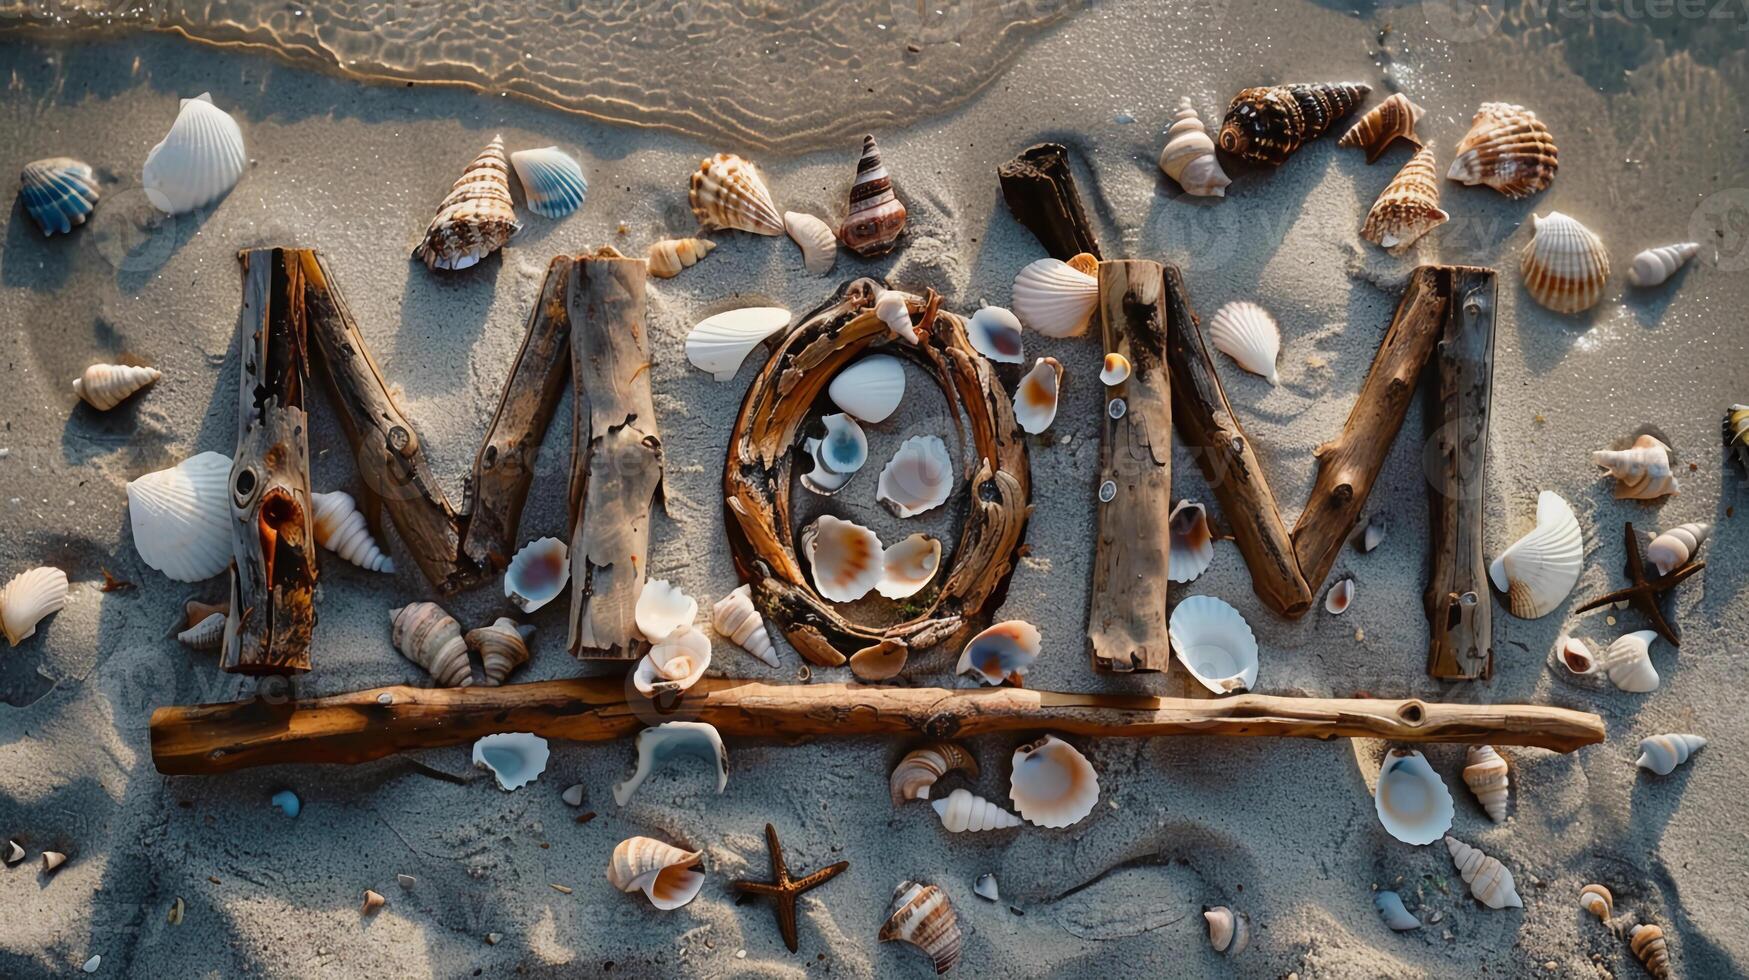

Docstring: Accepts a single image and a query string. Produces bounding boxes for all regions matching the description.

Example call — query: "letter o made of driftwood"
[723,279,1032,674]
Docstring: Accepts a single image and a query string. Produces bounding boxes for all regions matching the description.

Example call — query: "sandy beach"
[2,0,1747,976]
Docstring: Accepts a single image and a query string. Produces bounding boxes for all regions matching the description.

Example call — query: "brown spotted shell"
[1338,92,1425,163]
[1217,82,1371,166]
[1447,103,1558,199]
[838,134,907,257]
[1360,146,1448,253]
[412,135,520,270]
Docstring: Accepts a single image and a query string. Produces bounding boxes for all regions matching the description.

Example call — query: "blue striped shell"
[509,146,586,219]
[19,158,99,236]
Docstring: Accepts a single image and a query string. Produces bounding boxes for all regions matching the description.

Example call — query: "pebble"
[83,955,100,973]
[736,949,746,959]
[270,789,300,817]
[485,933,502,946]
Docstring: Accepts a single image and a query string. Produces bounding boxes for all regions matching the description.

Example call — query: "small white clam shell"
[1,566,69,647]
[634,578,698,642]
[932,788,1022,832]
[19,157,100,236]
[1445,835,1523,909]
[1168,595,1258,694]
[509,146,587,218]
[632,626,712,696]
[1636,733,1705,776]
[1208,301,1280,384]
[1167,500,1214,584]
[828,354,906,423]
[471,732,550,791]
[1375,749,1455,845]
[1204,906,1250,955]
[1488,490,1582,619]
[1099,352,1131,386]
[1521,211,1609,314]
[1626,242,1699,288]
[1325,577,1355,615]
[966,306,1025,364]
[1011,257,1097,337]
[126,451,234,583]
[1013,356,1063,434]
[875,289,917,344]
[504,536,570,613]
[1010,734,1099,828]
[802,515,884,603]
[783,210,838,274]
[1375,890,1422,931]
[1598,629,1660,693]
[955,620,1040,686]
[712,584,778,667]
[1646,522,1708,576]
[685,306,791,381]
[310,490,394,573]
[142,93,246,214]
[877,434,954,518]
[607,836,705,910]
[613,721,728,805]
[73,363,161,411]
[877,533,941,599]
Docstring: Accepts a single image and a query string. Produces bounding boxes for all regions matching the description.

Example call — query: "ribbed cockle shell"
[389,602,471,687]
[839,134,907,257]
[1447,102,1558,199]
[412,135,520,271]
[1360,146,1448,253]
[1217,82,1371,166]
[19,157,100,235]
[1338,92,1425,163]
[1521,211,1608,313]
[73,363,160,411]
[689,153,783,235]
[1,566,69,647]
[1158,98,1230,197]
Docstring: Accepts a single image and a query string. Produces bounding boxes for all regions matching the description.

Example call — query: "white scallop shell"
[1168,500,1214,584]
[711,584,777,667]
[471,732,550,791]
[1627,242,1699,288]
[1521,211,1609,314]
[1011,257,1097,338]
[1598,629,1660,693]
[632,626,712,696]
[73,363,160,411]
[126,451,234,583]
[504,536,569,613]
[19,157,99,236]
[1159,97,1231,197]
[1204,906,1250,955]
[1099,352,1131,386]
[1591,434,1679,500]
[783,210,837,274]
[1488,490,1582,619]
[877,533,941,600]
[1636,733,1705,776]
[1,566,69,647]
[634,578,698,642]
[802,515,884,603]
[828,354,906,423]
[877,434,953,518]
[607,836,705,910]
[966,306,1025,364]
[955,620,1040,686]
[1445,835,1523,909]
[613,721,727,805]
[1375,891,1422,931]
[1463,745,1510,822]
[310,490,394,573]
[1647,522,1709,576]
[141,93,246,214]
[1208,301,1280,384]
[1168,595,1258,694]
[685,306,791,382]
[1013,356,1063,435]
[932,788,1022,832]
[509,146,587,218]
[1009,734,1099,828]
[875,289,917,344]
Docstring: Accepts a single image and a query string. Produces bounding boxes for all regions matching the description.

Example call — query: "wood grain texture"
[996,142,1102,260]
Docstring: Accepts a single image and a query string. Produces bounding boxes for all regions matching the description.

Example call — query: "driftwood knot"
[920,713,962,739]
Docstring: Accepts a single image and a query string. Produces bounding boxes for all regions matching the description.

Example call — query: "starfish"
[1574,522,1704,647]
[731,823,849,953]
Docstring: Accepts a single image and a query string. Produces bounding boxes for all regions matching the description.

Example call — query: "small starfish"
[731,823,849,953]
[1574,522,1704,647]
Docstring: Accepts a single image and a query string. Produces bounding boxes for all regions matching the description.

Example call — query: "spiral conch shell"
[1447,102,1558,199]
[646,237,715,278]
[1627,242,1699,288]
[465,617,535,686]
[890,742,980,806]
[1578,884,1614,925]
[1636,733,1705,776]
[839,134,907,257]
[1444,836,1523,909]
[1217,82,1371,166]
[1631,923,1673,978]
[1647,522,1709,576]
[73,363,160,411]
[1463,745,1510,822]
[1521,211,1609,314]
[1726,404,1749,478]
[1338,92,1425,163]
[1158,98,1230,197]
[1591,433,1679,500]
[632,627,711,696]
[879,881,962,975]
[390,602,472,687]
[607,836,705,910]
[1360,146,1448,253]
[931,788,1022,832]
[1,566,69,647]
[1204,906,1251,955]
[689,153,783,235]
[711,584,777,668]
[412,135,520,271]
[310,491,394,573]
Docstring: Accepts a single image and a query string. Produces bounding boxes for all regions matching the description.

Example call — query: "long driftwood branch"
[1163,265,1314,618]
[224,249,318,674]
[996,143,1102,260]
[148,677,1608,775]
[1424,268,1498,680]
[1089,259,1172,672]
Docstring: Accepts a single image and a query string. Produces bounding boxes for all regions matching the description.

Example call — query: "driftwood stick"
[996,143,1102,260]
[1163,266,1313,618]
[223,249,318,674]
[1089,260,1172,671]
[148,677,1608,775]
[1424,268,1497,680]
[565,247,663,660]
[1292,265,1455,592]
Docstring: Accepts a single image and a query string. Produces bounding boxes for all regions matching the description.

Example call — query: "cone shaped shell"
[1591,433,1679,500]
[784,210,837,274]
[877,435,953,518]
[1158,98,1230,197]
[72,363,160,411]
[828,354,906,423]
[1489,490,1582,619]
[1204,906,1250,955]
[1521,211,1608,313]
[634,579,698,643]
[967,306,1025,364]
[1168,595,1258,694]
[1011,257,1097,337]
[889,742,979,806]
[1168,500,1215,584]
[126,451,234,583]
[955,619,1040,686]
[1338,93,1425,163]
[686,306,791,382]
[1014,356,1063,434]
[839,134,907,257]
[465,617,534,686]
[689,153,782,235]
[873,289,917,344]
[712,584,777,667]
[471,732,549,791]
[1361,146,1448,253]
[646,237,715,278]
[1375,891,1422,931]
[1627,243,1699,287]
[1374,749,1455,845]
[1647,522,1708,576]
[878,533,941,599]
[1444,836,1523,909]
[802,515,884,603]
[20,157,99,235]
[311,490,394,573]
[1631,924,1672,979]
[1,566,69,646]
[1599,629,1660,693]
[613,721,727,805]
[879,881,962,974]
[932,788,1022,832]
[632,627,712,696]
[1637,733,1705,775]
[1209,301,1281,384]
[1009,734,1099,828]
[1463,745,1510,822]
[413,135,519,270]
[1448,102,1557,199]
[504,536,569,613]
[509,145,587,218]
[1217,82,1371,166]
[390,602,472,686]
[142,93,245,214]
[607,836,705,910]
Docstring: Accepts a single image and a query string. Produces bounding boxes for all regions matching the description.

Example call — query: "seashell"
[685,306,791,382]
[1010,734,1099,828]
[1204,906,1251,955]
[142,93,246,214]
[1360,513,1387,552]
[1555,634,1598,677]
[561,784,585,806]
[1168,595,1258,694]
[508,146,587,219]
[126,451,234,583]
[471,732,549,791]
[802,515,884,603]
[1360,146,1448,253]
[1726,404,1749,478]
[967,306,1025,364]
[1217,82,1371,166]
[712,584,777,668]
[1636,733,1705,776]
[1591,433,1679,500]
[1067,252,1098,276]
[1208,301,1281,384]
[613,721,727,805]
[1598,629,1660,693]
[877,533,941,600]
[1631,924,1673,978]
[802,413,869,496]
[1167,500,1214,584]
[465,617,535,686]
[607,836,705,910]
[1374,749,1455,845]
[1627,242,1700,287]
[632,626,712,696]
[1521,211,1609,314]
[838,134,907,257]
[932,788,1023,832]
[1158,98,1231,197]
[1325,577,1355,615]
[955,620,1041,686]
[646,237,715,278]
[390,602,472,686]
[413,135,520,270]
[1,566,69,646]
[1375,890,1421,931]
[784,211,837,274]
[1338,93,1425,163]
[3,840,22,865]
[876,435,953,518]
[310,490,394,573]
[504,536,569,613]
[1447,102,1558,199]
[176,611,226,651]
[689,152,782,235]
[874,289,917,344]
[879,880,962,975]
[828,354,906,423]
[42,851,68,873]
[1646,522,1709,576]
[1011,257,1097,338]
[1100,353,1132,386]
[74,363,160,411]
[19,157,100,235]
[634,579,698,643]
[360,889,387,915]
[1013,356,1063,435]
[1444,836,1523,909]
[1579,883,1613,924]
[1463,745,1510,822]
[975,873,1000,902]
[890,742,979,805]
[270,788,300,817]
[1488,490,1582,619]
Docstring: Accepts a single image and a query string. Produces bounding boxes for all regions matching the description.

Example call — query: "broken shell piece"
[932,788,1023,832]
[1599,630,1660,693]
[142,93,246,214]
[802,515,884,603]
[1591,433,1679,500]
[4,840,23,865]
[1631,924,1672,979]
[646,237,716,278]
[1167,500,1214,584]
[167,896,185,924]
[879,880,962,975]
[126,451,234,583]
[1375,890,1421,930]
[1325,577,1355,615]
[1488,490,1582,619]
[801,438,853,495]
[849,639,908,681]
[465,618,535,686]
[509,145,587,219]
[361,889,386,915]
[1447,102,1558,199]
[607,836,705,910]
[19,157,99,235]
[270,789,301,817]
[1011,257,1097,338]
[82,955,99,973]
[1009,734,1099,828]
[1208,301,1280,384]
[1521,211,1608,314]
[974,873,1000,902]
[1375,749,1455,845]
[632,627,712,696]
[561,784,585,807]
[1204,906,1250,955]
[955,620,1041,686]
[967,306,1025,364]
[828,354,906,423]
[1579,884,1613,923]
[890,742,979,806]
[634,579,698,643]
[613,721,728,805]
[412,135,520,270]
[472,733,549,791]
[811,413,870,480]
[1627,243,1699,288]
[712,585,777,667]
[1099,353,1132,386]
[310,490,394,573]
[1360,514,1387,552]
[1463,745,1510,822]
[1,565,69,647]
[784,210,837,274]
[877,533,941,599]
[389,602,472,687]
[504,536,569,613]
[1014,356,1063,435]
[686,306,791,382]
[42,851,67,872]
[1158,97,1231,197]
[689,153,782,235]
[877,435,953,518]
[73,363,160,411]
[1636,733,1705,776]
[1168,595,1258,694]
[397,874,417,889]
[1646,522,1709,576]
[1444,836,1523,909]
[1360,146,1448,253]
[839,134,908,257]
[1339,92,1425,163]
[874,289,917,343]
